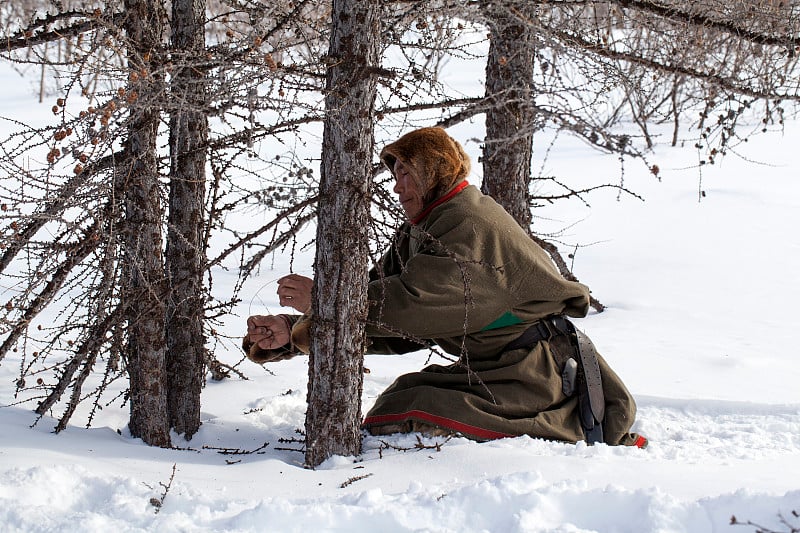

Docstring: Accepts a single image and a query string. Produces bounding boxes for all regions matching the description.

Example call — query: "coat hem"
[362,410,514,440]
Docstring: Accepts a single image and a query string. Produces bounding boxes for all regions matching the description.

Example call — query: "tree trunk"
[305,0,380,468]
[481,4,536,231]
[123,0,170,447]
[481,6,603,311]
[166,0,208,440]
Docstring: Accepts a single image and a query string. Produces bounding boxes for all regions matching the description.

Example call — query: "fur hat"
[380,127,471,204]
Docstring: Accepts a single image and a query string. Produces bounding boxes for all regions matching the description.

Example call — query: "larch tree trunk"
[305,0,380,468]
[123,0,170,447]
[166,0,208,440]
[481,4,537,232]
[480,6,603,311]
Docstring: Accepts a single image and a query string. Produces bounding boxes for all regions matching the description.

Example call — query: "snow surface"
[1,61,799,533]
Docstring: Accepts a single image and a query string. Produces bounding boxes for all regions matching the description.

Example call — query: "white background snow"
[1,53,799,533]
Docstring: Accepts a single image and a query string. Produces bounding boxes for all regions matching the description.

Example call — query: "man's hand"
[277,274,313,313]
[246,315,291,350]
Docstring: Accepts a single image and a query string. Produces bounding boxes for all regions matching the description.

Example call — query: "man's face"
[392,159,424,220]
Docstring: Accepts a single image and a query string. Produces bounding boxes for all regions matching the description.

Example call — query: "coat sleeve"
[366,336,429,355]
[366,217,513,340]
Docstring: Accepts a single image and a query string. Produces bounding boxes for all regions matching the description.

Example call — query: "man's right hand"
[246,314,291,350]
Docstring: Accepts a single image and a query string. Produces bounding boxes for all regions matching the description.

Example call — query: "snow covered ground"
[1,62,799,532]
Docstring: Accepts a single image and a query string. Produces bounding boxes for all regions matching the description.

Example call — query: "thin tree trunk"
[166,0,208,440]
[305,0,380,468]
[481,4,536,232]
[123,0,170,447]
[481,5,604,312]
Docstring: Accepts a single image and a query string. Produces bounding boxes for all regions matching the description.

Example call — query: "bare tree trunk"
[305,0,380,468]
[481,3,536,232]
[481,5,604,312]
[123,0,170,447]
[166,0,208,440]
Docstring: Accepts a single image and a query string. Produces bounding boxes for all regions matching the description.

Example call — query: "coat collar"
[410,180,469,225]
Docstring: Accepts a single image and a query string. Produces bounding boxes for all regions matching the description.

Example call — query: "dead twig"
[340,473,373,488]
[730,510,800,533]
[146,463,177,514]
[377,434,454,458]
[202,442,269,455]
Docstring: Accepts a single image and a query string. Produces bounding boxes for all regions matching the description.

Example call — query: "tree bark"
[481,4,537,232]
[166,0,208,440]
[305,0,380,468]
[123,0,170,447]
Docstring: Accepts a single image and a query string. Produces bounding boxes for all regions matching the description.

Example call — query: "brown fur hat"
[380,127,471,204]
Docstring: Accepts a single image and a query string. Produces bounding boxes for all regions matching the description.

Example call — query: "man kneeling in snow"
[243,127,646,448]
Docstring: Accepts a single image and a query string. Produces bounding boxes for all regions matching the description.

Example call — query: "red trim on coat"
[362,409,514,440]
[410,180,469,225]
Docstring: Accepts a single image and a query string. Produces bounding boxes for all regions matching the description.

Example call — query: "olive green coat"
[362,184,638,445]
